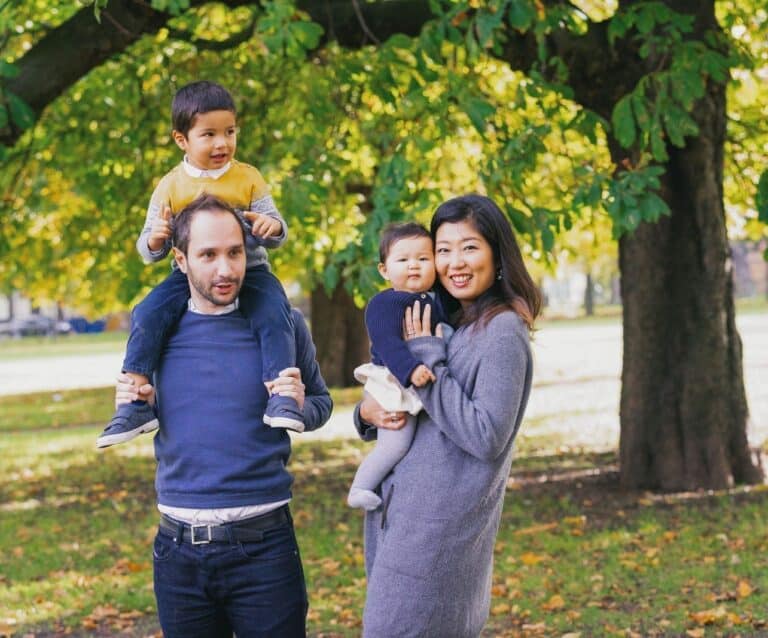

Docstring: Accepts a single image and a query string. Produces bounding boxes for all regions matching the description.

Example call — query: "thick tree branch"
[1,0,635,148]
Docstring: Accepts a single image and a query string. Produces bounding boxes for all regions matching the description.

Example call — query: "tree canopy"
[1,0,767,489]
[1,0,763,313]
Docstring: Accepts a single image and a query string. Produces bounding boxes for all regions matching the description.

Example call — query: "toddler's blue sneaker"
[96,402,159,449]
[263,395,305,432]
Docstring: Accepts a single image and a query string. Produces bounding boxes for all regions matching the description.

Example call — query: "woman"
[356,194,541,637]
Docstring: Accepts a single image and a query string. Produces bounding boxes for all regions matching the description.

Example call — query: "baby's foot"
[347,487,382,511]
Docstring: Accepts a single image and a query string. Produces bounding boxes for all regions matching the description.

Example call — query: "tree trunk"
[309,284,369,387]
[617,78,763,490]
[583,271,594,317]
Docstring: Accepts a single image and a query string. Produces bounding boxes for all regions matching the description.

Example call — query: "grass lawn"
[0,332,128,361]
[2,393,768,637]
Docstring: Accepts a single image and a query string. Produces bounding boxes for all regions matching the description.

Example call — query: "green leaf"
[322,264,339,293]
[649,126,668,162]
[757,171,768,224]
[508,0,535,31]
[463,97,495,135]
[639,192,669,222]
[7,93,35,130]
[0,61,19,79]
[291,21,323,49]
[475,11,501,47]
[612,95,636,148]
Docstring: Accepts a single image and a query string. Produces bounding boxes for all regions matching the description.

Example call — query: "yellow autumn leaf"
[491,584,508,597]
[689,605,728,625]
[562,515,586,527]
[736,580,753,598]
[520,551,548,565]
[491,603,511,615]
[542,594,566,611]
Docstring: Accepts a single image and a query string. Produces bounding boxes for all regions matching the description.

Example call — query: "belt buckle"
[190,524,213,545]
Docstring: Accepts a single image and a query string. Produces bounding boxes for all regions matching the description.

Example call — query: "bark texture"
[309,284,369,387]
[614,13,761,490]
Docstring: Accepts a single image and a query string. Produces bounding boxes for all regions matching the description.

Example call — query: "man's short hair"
[378,222,431,263]
[172,194,247,255]
[171,81,236,137]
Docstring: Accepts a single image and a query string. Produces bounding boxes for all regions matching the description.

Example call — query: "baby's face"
[378,235,436,293]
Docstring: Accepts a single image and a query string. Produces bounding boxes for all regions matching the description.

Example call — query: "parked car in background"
[0,316,72,338]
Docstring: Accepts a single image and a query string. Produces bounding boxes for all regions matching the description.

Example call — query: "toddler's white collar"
[182,155,231,179]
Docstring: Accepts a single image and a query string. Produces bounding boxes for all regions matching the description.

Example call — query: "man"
[115,193,332,637]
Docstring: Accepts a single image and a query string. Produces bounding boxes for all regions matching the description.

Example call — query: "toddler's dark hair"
[172,81,236,137]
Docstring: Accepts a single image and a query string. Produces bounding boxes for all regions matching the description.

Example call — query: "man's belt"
[159,506,289,545]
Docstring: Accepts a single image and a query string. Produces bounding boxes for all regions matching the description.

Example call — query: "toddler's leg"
[241,267,303,432]
[348,416,416,510]
[96,270,190,449]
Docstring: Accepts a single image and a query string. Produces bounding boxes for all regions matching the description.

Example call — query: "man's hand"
[244,212,281,238]
[148,205,172,252]
[265,367,305,410]
[115,373,155,409]
[359,393,407,430]
[409,364,436,387]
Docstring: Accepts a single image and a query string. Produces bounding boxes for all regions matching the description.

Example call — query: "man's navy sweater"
[154,309,305,509]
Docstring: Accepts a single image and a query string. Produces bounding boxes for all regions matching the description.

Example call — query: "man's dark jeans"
[153,510,307,638]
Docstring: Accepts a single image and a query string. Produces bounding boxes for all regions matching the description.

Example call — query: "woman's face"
[434,220,496,308]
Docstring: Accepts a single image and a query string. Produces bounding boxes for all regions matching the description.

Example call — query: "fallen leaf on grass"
[541,594,565,611]
[689,605,743,626]
[320,559,341,576]
[514,522,558,536]
[737,580,753,598]
[491,603,510,615]
[520,552,548,565]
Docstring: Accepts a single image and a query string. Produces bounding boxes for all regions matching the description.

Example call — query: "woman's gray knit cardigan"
[361,311,533,638]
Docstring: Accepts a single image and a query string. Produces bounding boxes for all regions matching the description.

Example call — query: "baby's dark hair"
[172,80,236,137]
[379,222,431,262]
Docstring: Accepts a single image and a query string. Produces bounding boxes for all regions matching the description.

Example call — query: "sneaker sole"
[96,419,160,449]
[264,416,305,432]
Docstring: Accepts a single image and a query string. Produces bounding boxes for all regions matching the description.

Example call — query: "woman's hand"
[360,393,407,430]
[404,300,443,340]
[265,367,306,410]
[115,373,155,408]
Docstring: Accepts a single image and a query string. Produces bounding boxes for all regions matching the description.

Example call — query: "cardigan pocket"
[375,500,451,580]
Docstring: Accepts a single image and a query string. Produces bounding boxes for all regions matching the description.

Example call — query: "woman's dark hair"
[379,222,431,262]
[171,80,237,137]
[431,194,541,330]
[173,193,246,255]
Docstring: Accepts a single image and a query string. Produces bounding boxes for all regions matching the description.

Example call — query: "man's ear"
[377,262,389,281]
[171,130,188,152]
[172,247,187,274]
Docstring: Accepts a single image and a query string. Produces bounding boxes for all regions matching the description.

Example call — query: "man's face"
[173,209,245,313]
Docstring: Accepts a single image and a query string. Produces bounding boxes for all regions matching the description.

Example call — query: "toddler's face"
[174,109,237,171]
[378,236,436,293]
